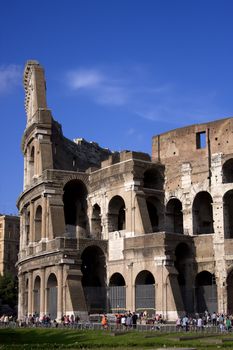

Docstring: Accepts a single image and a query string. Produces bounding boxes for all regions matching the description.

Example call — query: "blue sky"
[1,0,233,214]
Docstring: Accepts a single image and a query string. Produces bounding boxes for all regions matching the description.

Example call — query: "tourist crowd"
[176,311,233,332]
[1,310,233,332]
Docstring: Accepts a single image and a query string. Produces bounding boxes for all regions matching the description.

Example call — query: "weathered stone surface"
[17,60,233,322]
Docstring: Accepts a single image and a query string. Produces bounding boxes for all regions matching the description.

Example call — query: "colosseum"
[17,60,233,321]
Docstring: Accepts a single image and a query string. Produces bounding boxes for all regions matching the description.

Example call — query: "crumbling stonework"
[17,61,233,321]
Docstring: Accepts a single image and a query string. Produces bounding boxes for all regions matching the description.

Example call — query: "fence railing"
[0,321,230,334]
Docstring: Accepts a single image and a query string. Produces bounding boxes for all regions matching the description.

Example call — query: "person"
[121,314,126,328]
[116,313,121,328]
[197,316,203,331]
[182,315,189,332]
[132,312,138,329]
[176,317,181,331]
[101,314,108,329]
[211,311,217,326]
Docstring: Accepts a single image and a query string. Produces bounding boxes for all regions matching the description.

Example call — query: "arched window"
[166,198,183,234]
[222,159,233,183]
[108,196,126,232]
[192,192,214,234]
[34,206,42,242]
[63,180,88,237]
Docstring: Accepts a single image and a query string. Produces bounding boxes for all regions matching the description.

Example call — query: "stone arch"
[143,168,163,190]
[109,273,126,313]
[108,195,126,232]
[192,191,214,234]
[33,275,41,315]
[81,245,107,313]
[62,173,89,190]
[135,270,155,316]
[195,271,217,313]
[146,196,164,232]
[91,203,101,238]
[47,273,58,320]
[166,198,183,234]
[34,205,42,242]
[223,190,233,238]
[63,179,88,237]
[222,158,233,183]
[175,243,193,313]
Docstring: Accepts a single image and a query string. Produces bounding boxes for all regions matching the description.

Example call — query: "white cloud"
[67,69,104,89]
[0,65,21,94]
[65,65,223,126]
[66,68,130,106]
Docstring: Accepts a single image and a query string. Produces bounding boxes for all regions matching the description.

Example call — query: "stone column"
[212,199,224,240]
[40,269,45,319]
[18,273,24,320]
[213,198,226,314]
[126,262,134,312]
[28,272,33,315]
[57,266,63,321]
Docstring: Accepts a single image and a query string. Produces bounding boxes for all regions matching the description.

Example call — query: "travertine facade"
[17,60,233,321]
[0,215,20,276]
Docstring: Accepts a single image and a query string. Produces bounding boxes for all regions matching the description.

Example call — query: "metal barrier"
[0,321,230,334]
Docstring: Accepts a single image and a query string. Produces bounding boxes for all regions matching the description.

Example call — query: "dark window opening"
[196,131,206,149]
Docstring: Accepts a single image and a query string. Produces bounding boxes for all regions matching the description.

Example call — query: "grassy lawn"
[1,328,233,349]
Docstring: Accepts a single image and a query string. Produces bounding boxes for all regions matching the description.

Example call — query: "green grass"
[1,328,233,349]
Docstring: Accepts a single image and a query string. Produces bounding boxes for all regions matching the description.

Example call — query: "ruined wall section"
[152,117,233,190]
[51,120,112,172]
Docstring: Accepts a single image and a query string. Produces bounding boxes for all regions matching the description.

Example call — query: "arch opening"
[28,146,35,182]
[223,159,233,183]
[227,270,233,314]
[192,192,214,234]
[175,243,193,313]
[81,245,107,313]
[109,273,126,313]
[63,180,88,237]
[166,198,183,234]
[33,276,41,316]
[146,196,164,232]
[223,190,233,238]
[34,206,42,242]
[135,270,155,316]
[47,273,57,320]
[195,271,217,314]
[91,204,102,239]
[108,196,126,232]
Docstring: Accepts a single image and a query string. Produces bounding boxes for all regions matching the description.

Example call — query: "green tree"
[0,273,18,308]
